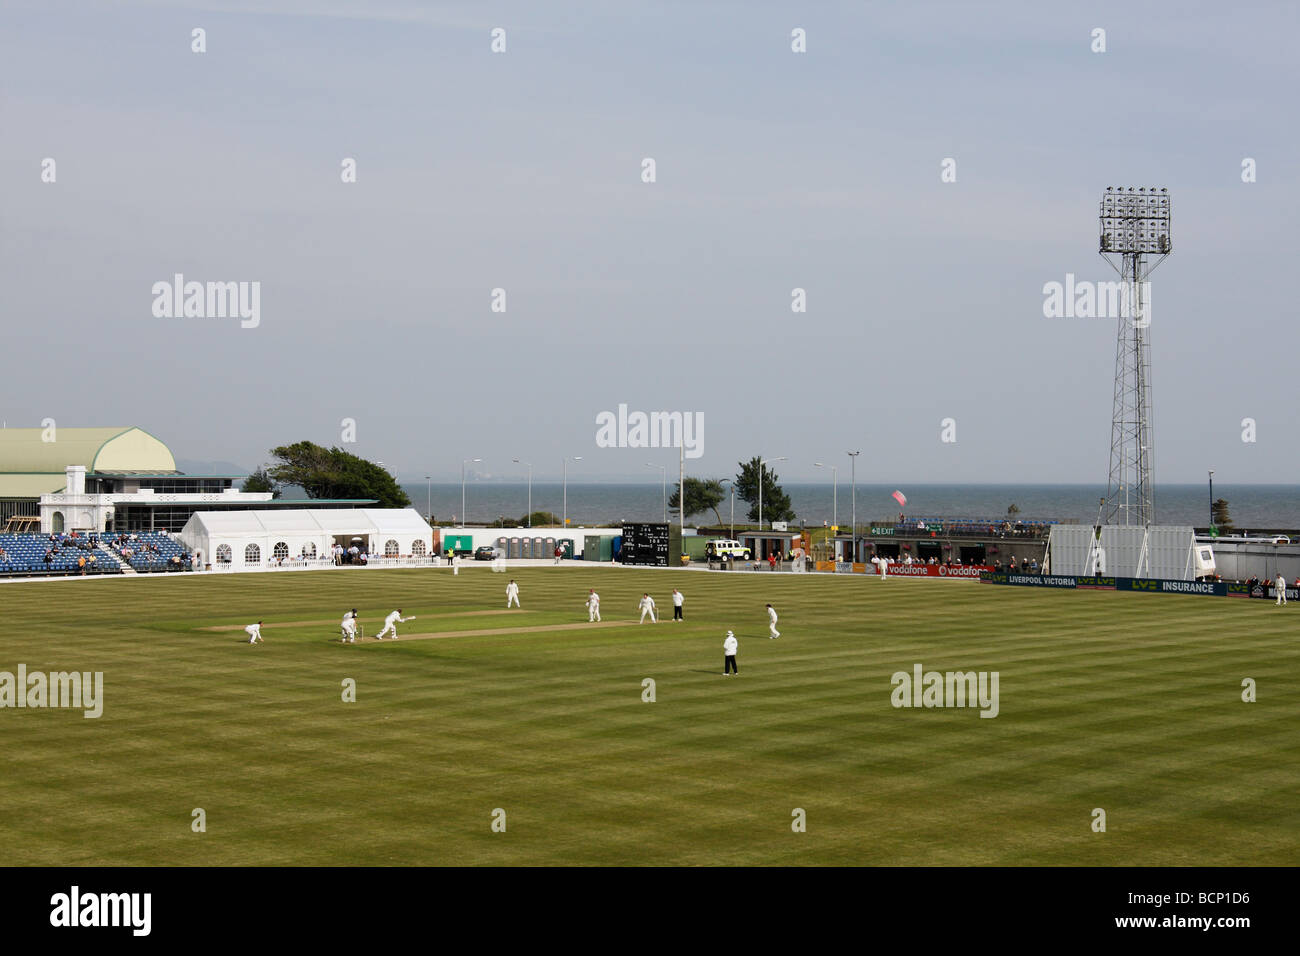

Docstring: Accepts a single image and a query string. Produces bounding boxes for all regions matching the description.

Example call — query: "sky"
[2,0,1296,484]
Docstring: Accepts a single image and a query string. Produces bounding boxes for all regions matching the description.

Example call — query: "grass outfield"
[1,566,1297,866]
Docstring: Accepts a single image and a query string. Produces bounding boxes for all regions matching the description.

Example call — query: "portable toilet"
[1193,543,1217,580]
[509,537,522,559]
[560,538,575,559]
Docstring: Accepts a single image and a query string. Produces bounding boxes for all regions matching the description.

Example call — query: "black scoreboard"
[620,523,669,567]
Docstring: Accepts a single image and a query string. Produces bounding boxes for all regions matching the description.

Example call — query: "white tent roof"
[182,508,430,539]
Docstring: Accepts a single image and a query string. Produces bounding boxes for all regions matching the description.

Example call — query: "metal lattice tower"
[1099,186,1170,527]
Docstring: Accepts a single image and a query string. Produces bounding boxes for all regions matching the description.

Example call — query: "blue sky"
[2,0,1296,482]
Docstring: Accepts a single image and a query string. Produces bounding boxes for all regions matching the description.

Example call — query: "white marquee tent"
[180,508,433,569]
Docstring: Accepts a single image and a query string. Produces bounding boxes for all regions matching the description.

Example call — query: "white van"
[705,539,751,560]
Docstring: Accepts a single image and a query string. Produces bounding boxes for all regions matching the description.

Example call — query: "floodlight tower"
[1099,186,1170,527]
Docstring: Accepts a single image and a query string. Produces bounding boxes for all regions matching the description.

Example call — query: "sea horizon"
[396,481,1300,530]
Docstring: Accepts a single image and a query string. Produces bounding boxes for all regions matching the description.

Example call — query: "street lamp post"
[461,458,481,527]
[848,451,861,535]
[758,456,787,533]
[720,479,735,538]
[514,459,532,527]
[814,461,838,529]
[563,456,583,529]
[1208,470,1214,531]
[424,475,431,523]
[646,462,667,525]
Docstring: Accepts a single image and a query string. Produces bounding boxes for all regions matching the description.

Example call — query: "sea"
[399,482,1300,532]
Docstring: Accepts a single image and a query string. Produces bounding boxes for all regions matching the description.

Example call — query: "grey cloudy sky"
[2,0,1296,483]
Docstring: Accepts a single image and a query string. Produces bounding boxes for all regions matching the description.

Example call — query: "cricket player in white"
[376,608,412,640]
[723,630,738,675]
[506,579,520,608]
[671,588,684,622]
[245,621,264,644]
[639,593,658,624]
[1277,573,1288,606]
[340,608,358,643]
[587,589,601,622]
[766,603,780,639]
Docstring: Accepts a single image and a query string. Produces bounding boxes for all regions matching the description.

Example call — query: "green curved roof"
[0,426,176,475]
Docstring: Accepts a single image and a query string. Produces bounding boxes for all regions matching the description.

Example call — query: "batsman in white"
[587,589,601,622]
[638,593,658,624]
[339,608,359,643]
[376,608,414,640]
[766,603,780,639]
[506,579,520,608]
[245,621,264,644]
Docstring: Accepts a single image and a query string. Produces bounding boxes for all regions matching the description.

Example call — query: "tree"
[520,510,561,526]
[266,441,411,509]
[1211,498,1234,533]
[735,457,795,524]
[669,477,726,525]
[242,466,281,499]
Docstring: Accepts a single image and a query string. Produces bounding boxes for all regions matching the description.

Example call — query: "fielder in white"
[376,608,413,640]
[339,608,359,643]
[638,593,658,624]
[506,579,520,608]
[1277,573,1288,606]
[671,588,684,622]
[766,603,780,639]
[245,621,264,644]
[587,589,601,622]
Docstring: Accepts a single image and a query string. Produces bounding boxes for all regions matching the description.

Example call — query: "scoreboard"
[620,523,669,567]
